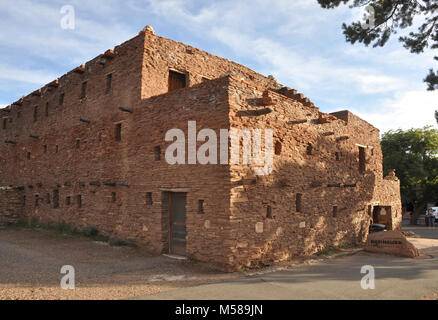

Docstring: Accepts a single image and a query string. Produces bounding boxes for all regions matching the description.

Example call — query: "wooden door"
[169,193,187,255]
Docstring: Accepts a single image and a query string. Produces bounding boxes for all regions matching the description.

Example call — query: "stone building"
[0,27,401,270]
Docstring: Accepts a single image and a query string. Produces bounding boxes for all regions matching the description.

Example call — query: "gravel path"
[0,228,236,300]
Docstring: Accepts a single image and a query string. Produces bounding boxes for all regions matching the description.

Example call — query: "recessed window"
[335,152,340,161]
[81,81,87,99]
[168,70,187,92]
[53,189,59,208]
[66,196,71,206]
[115,123,122,141]
[154,146,161,160]
[111,192,116,202]
[46,193,50,204]
[33,106,38,122]
[296,193,302,213]
[56,145,59,153]
[77,195,82,208]
[35,195,39,207]
[76,139,80,149]
[106,73,112,93]
[333,206,338,218]
[45,102,49,117]
[198,200,204,214]
[59,93,65,106]
[43,145,47,153]
[27,152,31,160]
[146,192,153,205]
[266,205,273,219]
[2,118,6,130]
[22,195,26,206]
[275,141,282,155]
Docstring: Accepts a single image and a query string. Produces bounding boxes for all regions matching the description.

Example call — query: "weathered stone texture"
[0,30,402,270]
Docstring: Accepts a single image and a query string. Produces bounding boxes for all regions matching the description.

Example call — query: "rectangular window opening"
[81,81,87,99]
[111,192,116,203]
[198,200,205,214]
[106,73,112,93]
[115,123,122,141]
[333,206,338,218]
[2,118,6,130]
[45,102,49,117]
[154,146,161,160]
[296,193,302,213]
[66,196,71,206]
[33,106,38,122]
[53,190,59,208]
[59,93,65,106]
[43,145,47,153]
[168,70,187,92]
[266,205,273,219]
[146,192,153,205]
[77,195,82,208]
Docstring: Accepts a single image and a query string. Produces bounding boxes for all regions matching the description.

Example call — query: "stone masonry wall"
[0,188,24,226]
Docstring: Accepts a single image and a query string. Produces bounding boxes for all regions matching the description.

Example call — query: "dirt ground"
[1,227,437,300]
[0,228,240,300]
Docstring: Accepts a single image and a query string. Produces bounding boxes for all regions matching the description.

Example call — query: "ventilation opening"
[359,146,366,173]
[146,192,153,205]
[56,145,59,153]
[333,206,338,218]
[27,152,31,160]
[66,196,71,206]
[81,81,87,99]
[43,145,47,153]
[45,102,49,117]
[111,192,116,202]
[275,141,282,155]
[168,70,187,92]
[53,190,59,208]
[335,152,340,161]
[22,195,26,206]
[59,93,65,106]
[115,123,122,141]
[154,146,161,160]
[266,205,273,219]
[33,106,38,122]
[296,193,302,213]
[35,195,39,207]
[106,73,112,93]
[46,193,50,204]
[306,143,313,155]
[2,118,6,130]
[198,200,204,214]
[77,195,82,208]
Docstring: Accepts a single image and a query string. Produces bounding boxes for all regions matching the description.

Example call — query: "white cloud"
[0,65,57,85]
[352,90,438,133]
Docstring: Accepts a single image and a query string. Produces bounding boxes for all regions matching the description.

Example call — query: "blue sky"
[1,0,437,133]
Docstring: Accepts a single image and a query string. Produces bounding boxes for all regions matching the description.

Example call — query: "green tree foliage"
[381,126,438,216]
[318,0,438,90]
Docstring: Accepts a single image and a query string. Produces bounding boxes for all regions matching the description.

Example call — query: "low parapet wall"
[0,187,24,226]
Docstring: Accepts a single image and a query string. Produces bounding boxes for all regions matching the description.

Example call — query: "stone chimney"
[141,25,156,35]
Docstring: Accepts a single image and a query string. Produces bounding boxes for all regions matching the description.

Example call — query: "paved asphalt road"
[138,227,438,300]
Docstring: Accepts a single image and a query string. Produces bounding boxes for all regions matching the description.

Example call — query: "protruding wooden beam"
[80,118,91,124]
[74,64,86,74]
[336,136,350,142]
[103,49,115,59]
[4,140,16,145]
[288,119,307,125]
[119,107,133,113]
[29,134,39,139]
[237,108,272,117]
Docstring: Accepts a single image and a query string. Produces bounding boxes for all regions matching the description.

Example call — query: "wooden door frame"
[168,192,187,255]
